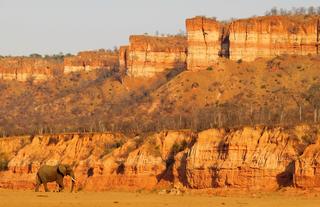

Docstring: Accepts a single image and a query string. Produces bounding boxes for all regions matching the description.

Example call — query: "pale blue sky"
[0,0,319,55]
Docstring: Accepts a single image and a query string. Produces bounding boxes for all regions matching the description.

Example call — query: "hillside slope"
[0,54,319,136]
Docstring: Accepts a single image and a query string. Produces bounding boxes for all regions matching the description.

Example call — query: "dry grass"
[0,54,320,136]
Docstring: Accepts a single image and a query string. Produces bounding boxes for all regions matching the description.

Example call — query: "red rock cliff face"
[0,57,63,81]
[229,16,320,61]
[64,50,118,73]
[186,17,223,71]
[119,46,128,71]
[0,126,319,191]
[124,35,187,77]
[294,136,320,189]
[186,127,298,189]
[185,15,320,68]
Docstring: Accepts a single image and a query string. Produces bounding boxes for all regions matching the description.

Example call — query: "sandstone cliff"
[294,132,320,189]
[186,16,223,71]
[119,46,128,72]
[64,50,118,73]
[185,15,320,69]
[123,35,187,77]
[229,16,320,61]
[0,57,63,81]
[0,126,319,191]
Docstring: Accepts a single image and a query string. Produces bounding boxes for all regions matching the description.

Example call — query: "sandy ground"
[1,189,320,207]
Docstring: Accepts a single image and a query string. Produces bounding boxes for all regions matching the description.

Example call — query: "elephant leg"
[38,174,50,192]
[56,179,64,192]
[35,183,41,192]
[43,182,50,192]
[35,174,41,192]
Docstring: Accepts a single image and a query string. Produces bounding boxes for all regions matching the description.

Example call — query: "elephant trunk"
[70,171,76,192]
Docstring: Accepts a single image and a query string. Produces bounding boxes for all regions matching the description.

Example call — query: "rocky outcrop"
[0,57,63,81]
[119,46,128,72]
[185,15,320,68]
[186,16,223,71]
[294,136,320,188]
[64,50,118,73]
[186,127,299,190]
[229,16,320,61]
[124,35,187,77]
[0,131,193,191]
[0,126,319,191]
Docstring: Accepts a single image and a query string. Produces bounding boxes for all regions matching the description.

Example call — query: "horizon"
[0,0,319,56]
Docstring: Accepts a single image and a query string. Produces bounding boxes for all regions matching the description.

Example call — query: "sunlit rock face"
[186,127,299,190]
[0,57,63,81]
[64,50,118,73]
[1,127,320,191]
[185,15,320,67]
[123,35,187,77]
[295,137,320,189]
[186,16,223,71]
[229,16,320,61]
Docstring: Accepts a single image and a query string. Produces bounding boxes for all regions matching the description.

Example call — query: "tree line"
[265,6,320,16]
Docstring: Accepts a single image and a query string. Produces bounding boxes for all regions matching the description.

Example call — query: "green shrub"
[0,153,9,171]
[103,140,125,156]
[302,134,316,145]
[146,138,161,157]
[166,140,189,167]
[171,140,188,155]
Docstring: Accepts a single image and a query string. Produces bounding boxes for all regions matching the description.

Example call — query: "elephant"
[35,164,76,192]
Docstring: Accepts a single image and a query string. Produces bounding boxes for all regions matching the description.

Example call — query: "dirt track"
[1,189,320,207]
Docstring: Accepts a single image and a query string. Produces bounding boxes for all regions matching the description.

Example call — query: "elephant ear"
[58,165,67,176]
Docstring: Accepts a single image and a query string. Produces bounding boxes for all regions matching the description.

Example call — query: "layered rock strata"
[294,136,320,188]
[186,16,223,70]
[186,127,298,189]
[64,50,118,73]
[229,16,320,61]
[185,15,320,69]
[123,35,187,77]
[0,126,319,191]
[0,57,63,81]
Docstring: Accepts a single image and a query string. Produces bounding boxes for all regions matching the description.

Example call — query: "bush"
[171,140,188,155]
[103,140,125,156]
[146,138,161,157]
[0,153,9,171]
[288,25,299,34]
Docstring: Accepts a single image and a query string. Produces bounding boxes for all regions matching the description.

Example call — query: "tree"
[304,84,320,123]
[291,93,305,122]
[29,53,42,58]
[270,7,278,16]
[308,6,316,15]
[296,7,306,15]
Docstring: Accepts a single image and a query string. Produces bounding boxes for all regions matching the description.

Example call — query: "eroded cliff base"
[1,125,320,192]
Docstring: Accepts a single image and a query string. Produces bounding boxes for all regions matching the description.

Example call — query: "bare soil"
[1,189,320,207]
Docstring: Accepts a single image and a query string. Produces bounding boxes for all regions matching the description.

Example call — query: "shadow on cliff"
[164,61,186,81]
[155,152,190,187]
[156,136,196,187]
[210,140,229,187]
[276,161,295,187]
